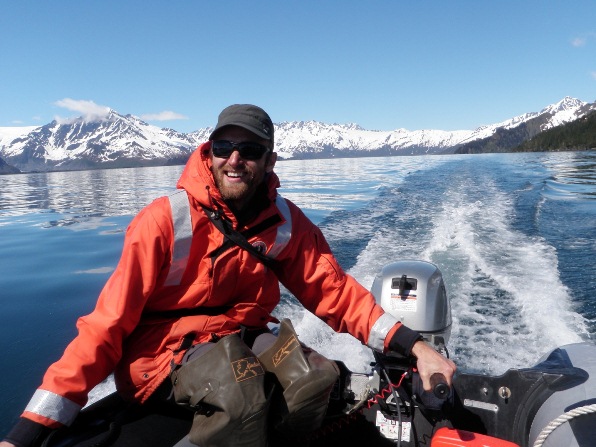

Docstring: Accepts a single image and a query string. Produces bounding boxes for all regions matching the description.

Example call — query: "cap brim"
[209,123,272,141]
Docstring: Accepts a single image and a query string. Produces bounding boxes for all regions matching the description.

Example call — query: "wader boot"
[170,334,269,447]
[256,319,339,439]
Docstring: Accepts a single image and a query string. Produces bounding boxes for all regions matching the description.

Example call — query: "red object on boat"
[431,427,521,447]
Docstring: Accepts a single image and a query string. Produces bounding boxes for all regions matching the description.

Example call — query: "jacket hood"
[177,141,281,220]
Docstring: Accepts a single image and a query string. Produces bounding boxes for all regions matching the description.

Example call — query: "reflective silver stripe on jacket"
[267,196,292,259]
[165,192,292,286]
[368,313,399,352]
[25,389,81,426]
[164,190,194,286]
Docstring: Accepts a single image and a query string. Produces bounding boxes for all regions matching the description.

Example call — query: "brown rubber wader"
[257,319,340,439]
[170,334,269,447]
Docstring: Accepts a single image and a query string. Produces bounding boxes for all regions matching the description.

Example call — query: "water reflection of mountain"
[0,166,185,221]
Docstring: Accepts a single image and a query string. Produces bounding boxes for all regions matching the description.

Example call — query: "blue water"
[0,151,594,434]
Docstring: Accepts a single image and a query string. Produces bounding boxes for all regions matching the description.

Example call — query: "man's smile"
[224,170,250,182]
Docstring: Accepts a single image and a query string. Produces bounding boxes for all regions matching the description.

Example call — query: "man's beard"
[212,168,263,211]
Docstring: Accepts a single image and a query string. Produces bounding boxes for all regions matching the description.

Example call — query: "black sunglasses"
[211,140,271,161]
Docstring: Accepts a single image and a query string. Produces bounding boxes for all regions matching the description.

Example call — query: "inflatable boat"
[40,261,596,447]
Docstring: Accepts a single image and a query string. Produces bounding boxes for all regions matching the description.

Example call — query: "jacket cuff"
[4,417,51,447]
[388,325,423,357]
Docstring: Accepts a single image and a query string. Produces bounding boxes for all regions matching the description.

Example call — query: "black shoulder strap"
[142,305,233,322]
[201,205,279,269]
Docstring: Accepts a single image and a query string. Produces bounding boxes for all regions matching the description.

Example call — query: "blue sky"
[1,0,595,133]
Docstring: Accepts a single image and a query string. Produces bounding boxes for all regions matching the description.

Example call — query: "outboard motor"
[322,261,455,446]
[323,261,596,447]
[370,260,451,353]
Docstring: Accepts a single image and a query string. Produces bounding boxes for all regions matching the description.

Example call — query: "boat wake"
[295,163,589,376]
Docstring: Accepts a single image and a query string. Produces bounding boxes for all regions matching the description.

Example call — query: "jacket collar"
[176,141,281,227]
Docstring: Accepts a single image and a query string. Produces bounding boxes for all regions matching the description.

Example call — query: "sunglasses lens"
[211,141,234,158]
[212,141,269,160]
[237,143,269,160]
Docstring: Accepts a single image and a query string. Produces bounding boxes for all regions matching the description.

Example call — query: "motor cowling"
[371,260,452,351]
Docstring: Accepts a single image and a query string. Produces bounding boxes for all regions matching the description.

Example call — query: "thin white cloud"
[54,98,111,124]
[591,71,596,80]
[141,111,188,121]
[571,32,596,47]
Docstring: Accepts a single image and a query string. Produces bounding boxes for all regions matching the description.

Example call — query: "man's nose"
[227,150,244,165]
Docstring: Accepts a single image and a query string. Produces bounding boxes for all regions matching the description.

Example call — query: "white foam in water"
[305,171,590,376]
[423,178,588,374]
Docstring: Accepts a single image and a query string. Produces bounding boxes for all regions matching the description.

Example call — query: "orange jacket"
[22,142,402,428]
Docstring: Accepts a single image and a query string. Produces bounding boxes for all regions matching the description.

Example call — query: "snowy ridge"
[0,126,39,148]
[273,120,474,159]
[457,97,590,145]
[0,96,593,172]
[1,111,201,171]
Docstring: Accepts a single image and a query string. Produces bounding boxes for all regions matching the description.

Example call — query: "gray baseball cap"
[209,104,274,141]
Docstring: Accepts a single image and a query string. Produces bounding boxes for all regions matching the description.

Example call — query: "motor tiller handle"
[430,373,450,400]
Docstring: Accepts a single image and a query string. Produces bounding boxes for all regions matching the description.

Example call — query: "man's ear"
[266,152,277,173]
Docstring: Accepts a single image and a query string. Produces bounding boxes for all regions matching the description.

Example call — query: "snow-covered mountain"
[0,111,202,172]
[273,121,473,159]
[456,96,594,146]
[455,97,596,154]
[0,97,594,173]
[0,126,38,173]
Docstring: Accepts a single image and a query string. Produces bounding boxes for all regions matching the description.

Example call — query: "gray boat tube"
[528,342,596,447]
